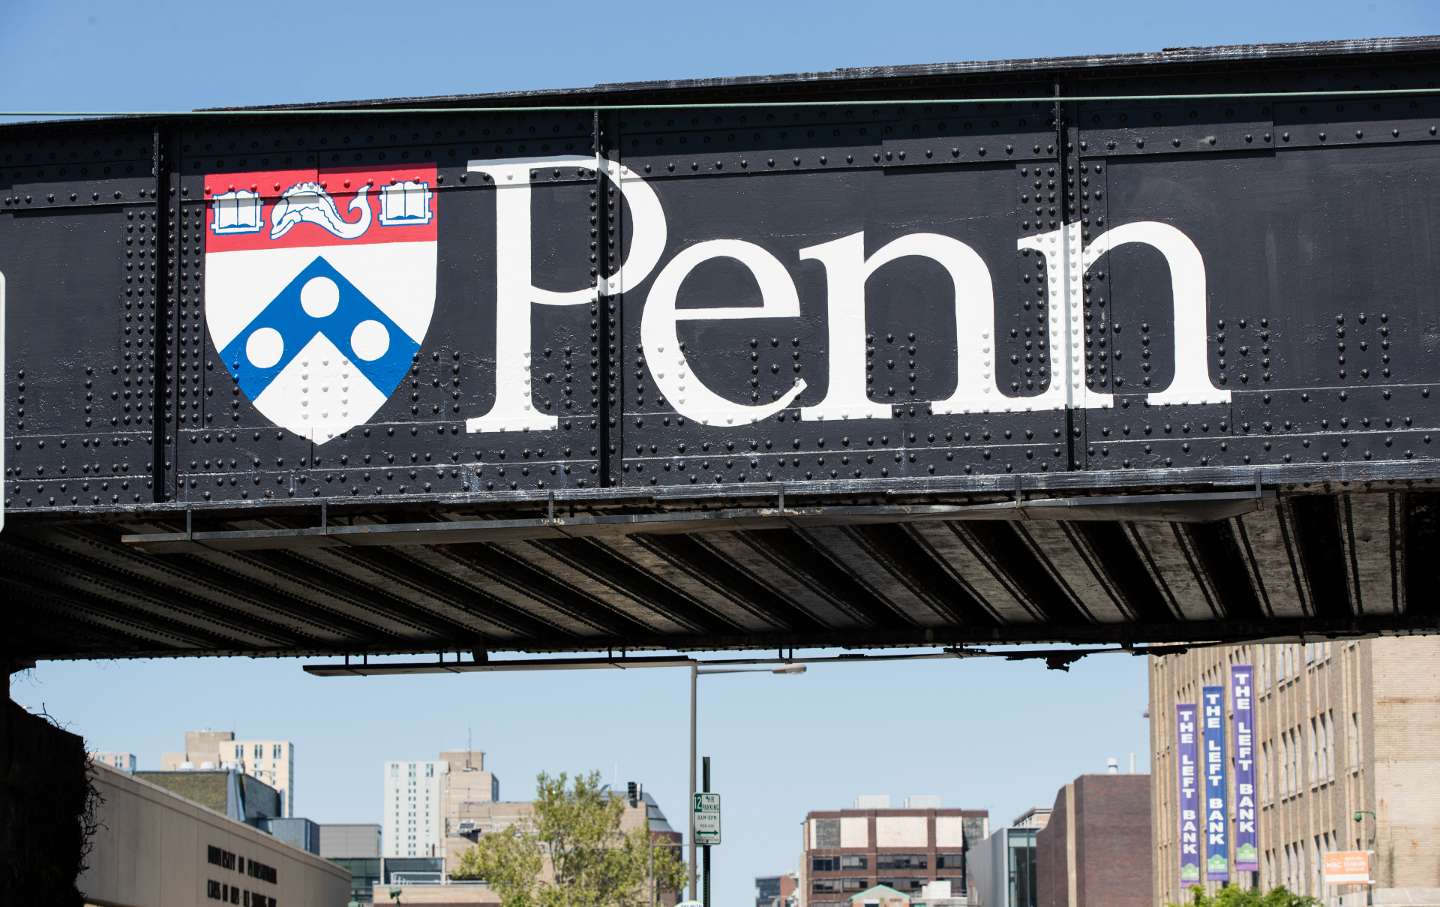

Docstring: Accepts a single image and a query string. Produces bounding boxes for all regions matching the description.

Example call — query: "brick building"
[1149,637,1440,906]
[1034,773,1152,907]
[798,797,988,907]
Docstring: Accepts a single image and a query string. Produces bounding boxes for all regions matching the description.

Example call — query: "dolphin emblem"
[270,182,372,240]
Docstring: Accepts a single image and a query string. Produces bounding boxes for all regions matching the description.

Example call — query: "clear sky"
[5,1,1439,905]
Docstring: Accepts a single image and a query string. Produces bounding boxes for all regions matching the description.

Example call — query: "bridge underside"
[5,484,1436,661]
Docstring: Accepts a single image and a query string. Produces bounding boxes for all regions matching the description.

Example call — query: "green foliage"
[1166,884,1322,907]
[452,771,687,907]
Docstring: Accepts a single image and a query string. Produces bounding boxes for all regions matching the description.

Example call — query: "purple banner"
[1177,703,1201,885]
[1231,665,1259,871]
[1202,685,1230,882]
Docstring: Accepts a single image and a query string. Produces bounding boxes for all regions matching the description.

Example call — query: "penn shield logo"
[204,165,437,443]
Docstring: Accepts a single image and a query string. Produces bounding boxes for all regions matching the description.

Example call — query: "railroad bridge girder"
[4,37,1440,660]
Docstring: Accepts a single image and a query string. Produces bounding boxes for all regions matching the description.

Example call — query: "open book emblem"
[379,180,434,227]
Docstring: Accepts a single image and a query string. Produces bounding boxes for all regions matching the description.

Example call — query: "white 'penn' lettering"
[463,154,1230,434]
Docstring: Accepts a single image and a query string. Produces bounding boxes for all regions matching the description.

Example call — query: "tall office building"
[383,760,449,858]
[798,796,988,907]
[160,730,296,817]
[1150,637,1440,906]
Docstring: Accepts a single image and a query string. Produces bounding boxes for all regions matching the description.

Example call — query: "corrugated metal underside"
[4,488,1438,661]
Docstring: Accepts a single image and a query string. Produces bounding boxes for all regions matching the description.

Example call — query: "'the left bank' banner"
[1177,703,1202,885]
[1231,665,1259,871]
[1202,685,1230,882]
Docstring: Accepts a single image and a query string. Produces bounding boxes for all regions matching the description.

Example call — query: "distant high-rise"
[160,730,295,817]
[382,749,499,863]
[383,760,448,859]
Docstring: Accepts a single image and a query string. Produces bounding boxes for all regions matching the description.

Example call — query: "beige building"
[161,730,296,817]
[80,762,349,907]
[798,797,989,907]
[1150,637,1440,906]
[92,751,137,772]
[386,750,498,860]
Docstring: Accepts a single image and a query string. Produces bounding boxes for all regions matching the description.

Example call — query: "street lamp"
[688,663,806,904]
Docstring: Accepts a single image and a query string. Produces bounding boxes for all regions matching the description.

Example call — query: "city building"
[439,749,500,862]
[439,784,681,904]
[850,884,911,907]
[91,751,137,772]
[1034,771,1151,907]
[914,879,968,906]
[260,816,320,854]
[968,808,1050,907]
[79,762,350,907]
[385,750,498,861]
[1150,637,1440,907]
[385,759,450,858]
[757,873,799,907]
[135,769,283,826]
[161,730,296,817]
[799,796,988,907]
[320,823,383,904]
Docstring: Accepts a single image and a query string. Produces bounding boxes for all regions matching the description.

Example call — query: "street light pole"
[686,663,805,905]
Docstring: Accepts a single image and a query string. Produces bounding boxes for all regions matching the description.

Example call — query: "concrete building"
[319,823,382,904]
[914,880,968,906]
[385,759,449,858]
[438,787,681,905]
[162,730,236,770]
[79,762,349,907]
[849,884,911,907]
[1034,773,1152,907]
[92,751,137,772]
[385,751,499,861]
[757,873,799,907]
[260,816,320,854]
[161,730,296,817]
[799,796,988,907]
[439,749,500,859]
[1150,638,1440,907]
[968,809,1049,907]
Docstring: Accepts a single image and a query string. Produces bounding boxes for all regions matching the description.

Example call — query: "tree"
[452,771,687,907]
[1167,884,1321,907]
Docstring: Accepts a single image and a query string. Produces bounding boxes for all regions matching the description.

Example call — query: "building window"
[1323,711,1335,782]
[936,853,965,870]
[272,744,282,759]
[1284,731,1296,794]
[838,855,866,871]
[1349,712,1361,769]
[813,819,841,849]
[876,854,927,871]
[1260,741,1272,804]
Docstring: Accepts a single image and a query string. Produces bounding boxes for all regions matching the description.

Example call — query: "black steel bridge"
[4,36,1440,664]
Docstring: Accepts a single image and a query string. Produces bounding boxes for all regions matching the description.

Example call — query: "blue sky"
[5,1,1439,904]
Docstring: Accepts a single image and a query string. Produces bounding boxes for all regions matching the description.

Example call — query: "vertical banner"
[1231,665,1259,871]
[1203,685,1230,882]
[1177,703,1202,885]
